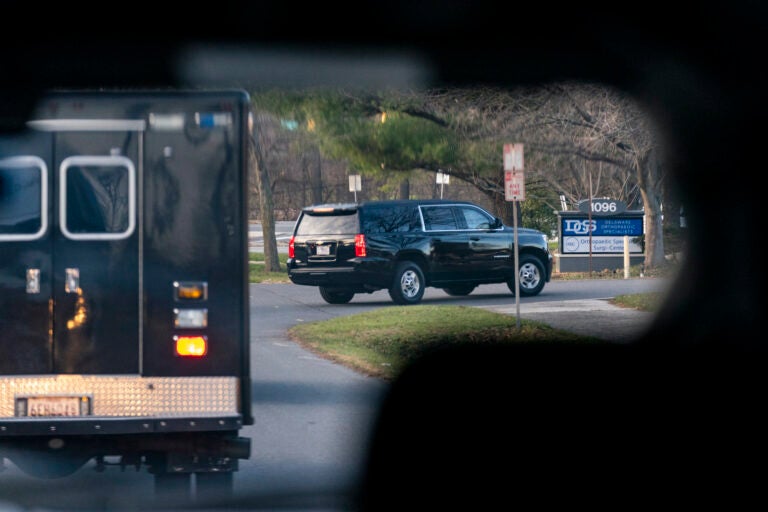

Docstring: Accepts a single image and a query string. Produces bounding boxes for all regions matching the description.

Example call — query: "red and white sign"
[504,170,525,201]
[503,143,524,171]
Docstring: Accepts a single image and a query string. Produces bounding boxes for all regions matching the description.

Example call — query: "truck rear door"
[52,127,141,374]
[0,123,142,375]
[0,134,53,374]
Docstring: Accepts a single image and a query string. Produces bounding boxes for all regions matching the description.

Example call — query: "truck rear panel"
[0,91,252,477]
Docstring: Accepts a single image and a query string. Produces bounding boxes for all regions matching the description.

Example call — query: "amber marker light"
[174,335,207,357]
[174,281,208,301]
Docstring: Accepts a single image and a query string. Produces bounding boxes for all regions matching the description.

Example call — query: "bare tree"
[250,113,280,272]
[533,82,668,267]
[427,84,669,267]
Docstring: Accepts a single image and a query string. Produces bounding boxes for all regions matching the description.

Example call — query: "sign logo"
[564,237,580,252]
[563,219,596,235]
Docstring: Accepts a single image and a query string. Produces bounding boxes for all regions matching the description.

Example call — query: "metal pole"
[588,172,593,277]
[624,235,630,279]
[513,200,521,329]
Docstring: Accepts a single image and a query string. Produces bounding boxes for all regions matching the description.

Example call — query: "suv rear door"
[292,206,360,266]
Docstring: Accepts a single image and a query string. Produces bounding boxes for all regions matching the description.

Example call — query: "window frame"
[59,155,136,241]
[0,155,48,242]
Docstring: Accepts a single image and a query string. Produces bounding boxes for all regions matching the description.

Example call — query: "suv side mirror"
[492,217,503,229]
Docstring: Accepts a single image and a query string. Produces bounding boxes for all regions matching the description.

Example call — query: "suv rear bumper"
[287,258,392,291]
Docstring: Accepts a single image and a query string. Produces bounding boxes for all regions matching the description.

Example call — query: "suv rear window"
[296,210,359,235]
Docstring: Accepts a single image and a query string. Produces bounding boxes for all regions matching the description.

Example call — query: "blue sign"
[562,217,643,236]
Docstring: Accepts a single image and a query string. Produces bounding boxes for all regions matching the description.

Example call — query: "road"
[251,277,669,340]
[0,277,670,510]
[249,221,294,253]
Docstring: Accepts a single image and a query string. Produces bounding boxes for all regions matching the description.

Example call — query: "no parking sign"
[503,144,525,201]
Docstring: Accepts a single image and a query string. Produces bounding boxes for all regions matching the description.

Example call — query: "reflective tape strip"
[0,376,239,418]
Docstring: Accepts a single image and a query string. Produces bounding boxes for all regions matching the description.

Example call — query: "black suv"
[287,200,552,305]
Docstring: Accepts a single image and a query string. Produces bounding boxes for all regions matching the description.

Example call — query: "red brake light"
[355,234,366,257]
[288,236,295,258]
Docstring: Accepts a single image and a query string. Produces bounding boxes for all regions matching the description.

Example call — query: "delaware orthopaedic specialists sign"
[560,216,644,254]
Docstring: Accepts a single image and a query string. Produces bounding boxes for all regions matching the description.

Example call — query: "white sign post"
[436,170,450,199]
[349,174,361,202]
[503,143,524,328]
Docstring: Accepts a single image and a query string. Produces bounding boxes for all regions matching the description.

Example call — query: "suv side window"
[458,206,494,230]
[362,205,420,233]
[421,206,459,231]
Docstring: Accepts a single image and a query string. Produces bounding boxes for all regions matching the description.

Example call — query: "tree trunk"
[250,132,281,273]
[641,192,666,268]
[307,146,323,205]
[636,149,666,269]
[399,178,410,200]
[491,193,517,225]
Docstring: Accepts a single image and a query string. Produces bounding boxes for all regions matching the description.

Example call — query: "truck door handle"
[26,268,40,294]
[65,268,80,293]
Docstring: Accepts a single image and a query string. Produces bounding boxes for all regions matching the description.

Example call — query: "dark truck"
[0,90,252,494]
[287,200,552,304]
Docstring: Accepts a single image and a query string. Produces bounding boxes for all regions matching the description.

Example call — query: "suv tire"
[319,287,355,304]
[389,261,425,305]
[507,255,546,297]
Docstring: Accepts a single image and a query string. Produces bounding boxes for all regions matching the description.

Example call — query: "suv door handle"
[469,236,480,241]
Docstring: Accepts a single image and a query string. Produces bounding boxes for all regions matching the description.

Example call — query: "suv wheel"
[319,287,355,304]
[443,285,476,296]
[507,255,545,297]
[389,261,425,305]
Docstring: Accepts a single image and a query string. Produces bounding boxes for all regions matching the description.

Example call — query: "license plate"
[316,244,331,256]
[16,396,91,417]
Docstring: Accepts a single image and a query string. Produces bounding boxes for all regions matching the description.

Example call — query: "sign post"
[503,143,524,328]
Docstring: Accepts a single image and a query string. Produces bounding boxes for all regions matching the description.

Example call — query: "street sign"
[503,143,524,171]
[502,142,525,329]
[504,170,525,201]
[348,174,361,192]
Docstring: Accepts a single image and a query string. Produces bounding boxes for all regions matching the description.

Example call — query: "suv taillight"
[355,234,366,257]
[288,236,295,258]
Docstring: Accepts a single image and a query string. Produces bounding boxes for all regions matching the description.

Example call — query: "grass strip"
[288,305,599,379]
